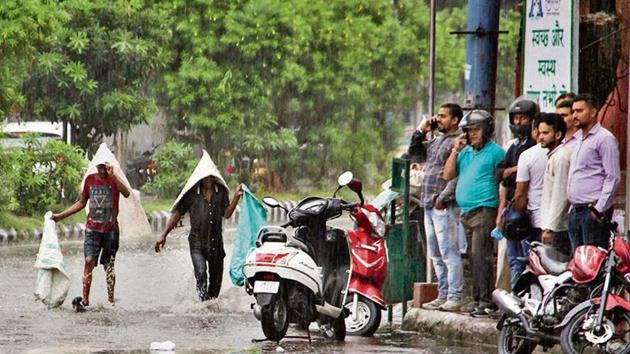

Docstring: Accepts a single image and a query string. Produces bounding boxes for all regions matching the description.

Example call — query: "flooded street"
[0,227,492,353]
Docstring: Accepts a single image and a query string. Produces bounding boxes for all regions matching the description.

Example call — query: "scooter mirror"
[338,171,353,186]
[262,197,280,208]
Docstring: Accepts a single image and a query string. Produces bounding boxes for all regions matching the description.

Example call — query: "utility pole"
[462,0,501,114]
[626,44,630,235]
[428,0,436,117]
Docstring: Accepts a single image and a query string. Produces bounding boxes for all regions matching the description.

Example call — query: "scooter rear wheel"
[344,295,381,336]
[261,294,289,342]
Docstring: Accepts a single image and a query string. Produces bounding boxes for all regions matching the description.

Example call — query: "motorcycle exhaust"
[492,289,523,317]
[492,289,559,343]
[251,303,262,320]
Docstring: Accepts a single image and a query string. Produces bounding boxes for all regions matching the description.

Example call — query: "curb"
[0,201,298,245]
[402,308,563,352]
[402,308,499,345]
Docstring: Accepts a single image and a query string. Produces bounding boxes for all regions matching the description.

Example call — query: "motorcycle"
[242,171,358,342]
[344,187,388,336]
[126,145,159,189]
[493,241,588,353]
[559,212,630,353]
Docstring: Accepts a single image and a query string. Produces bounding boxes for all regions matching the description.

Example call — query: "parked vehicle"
[345,201,388,337]
[243,172,359,342]
[126,145,159,189]
[0,120,71,148]
[493,241,588,353]
[559,213,630,353]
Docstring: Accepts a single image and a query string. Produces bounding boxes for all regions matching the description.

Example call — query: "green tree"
[0,0,67,117]
[160,0,427,187]
[19,0,170,152]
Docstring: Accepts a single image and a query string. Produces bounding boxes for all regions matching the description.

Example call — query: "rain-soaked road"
[0,225,493,353]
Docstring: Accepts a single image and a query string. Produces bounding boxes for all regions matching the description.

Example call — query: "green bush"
[142,141,198,198]
[10,137,86,215]
[0,146,18,212]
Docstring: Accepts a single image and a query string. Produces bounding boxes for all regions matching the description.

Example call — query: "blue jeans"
[424,206,463,300]
[507,228,541,286]
[568,206,610,254]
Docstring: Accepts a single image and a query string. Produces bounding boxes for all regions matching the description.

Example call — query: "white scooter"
[243,172,355,342]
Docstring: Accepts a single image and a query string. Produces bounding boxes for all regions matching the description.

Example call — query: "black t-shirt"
[495,137,536,200]
[176,183,229,256]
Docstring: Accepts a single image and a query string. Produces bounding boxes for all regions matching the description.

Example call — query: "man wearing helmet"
[444,110,505,317]
[495,98,539,286]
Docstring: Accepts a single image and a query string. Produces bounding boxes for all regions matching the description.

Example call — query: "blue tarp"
[229,185,268,286]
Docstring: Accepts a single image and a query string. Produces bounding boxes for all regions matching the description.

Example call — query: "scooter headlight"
[364,208,386,237]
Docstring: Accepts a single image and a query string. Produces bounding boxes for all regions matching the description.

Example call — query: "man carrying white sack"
[52,144,139,307]
[154,150,242,301]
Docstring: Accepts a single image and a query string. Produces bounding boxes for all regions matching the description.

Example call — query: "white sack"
[170,150,229,212]
[83,143,152,239]
[34,212,71,308]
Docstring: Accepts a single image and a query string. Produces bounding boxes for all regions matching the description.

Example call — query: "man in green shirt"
[444,110,505,317]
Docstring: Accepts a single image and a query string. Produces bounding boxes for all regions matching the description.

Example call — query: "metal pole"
[429,0,436,117]
[463,0,501,113]
[426,0,436,286]
[625,45,630,236]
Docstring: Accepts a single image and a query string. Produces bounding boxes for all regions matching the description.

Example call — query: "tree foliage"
[19,0,170,152]
[142,141,199,198]
[0,0,67,117]
[7,137,86,215]
[2,0,521,195]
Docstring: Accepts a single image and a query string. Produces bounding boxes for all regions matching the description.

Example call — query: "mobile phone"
[430,119,438,130]
[465,132,471,145]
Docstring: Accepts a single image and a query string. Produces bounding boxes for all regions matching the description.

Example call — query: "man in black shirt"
[155,176,242,301]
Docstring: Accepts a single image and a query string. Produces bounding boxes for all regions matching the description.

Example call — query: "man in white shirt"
[511,115,548,282]
[537,113,572,256]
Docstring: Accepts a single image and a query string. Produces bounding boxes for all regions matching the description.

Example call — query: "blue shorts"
[84,230,119,266]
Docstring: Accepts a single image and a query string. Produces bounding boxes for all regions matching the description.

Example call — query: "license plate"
[253,281,280,294]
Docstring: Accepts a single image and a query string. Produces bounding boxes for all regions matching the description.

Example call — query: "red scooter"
[337,178,388,337]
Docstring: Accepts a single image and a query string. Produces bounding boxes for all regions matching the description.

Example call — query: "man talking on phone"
[443,110,504,317]
[410,103,464,311]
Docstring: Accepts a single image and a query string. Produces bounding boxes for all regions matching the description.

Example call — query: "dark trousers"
[460,207,496,304]
[507,228,541,286]
[568,206,611,254]
[551,231,571,258]
[190,247,224,301]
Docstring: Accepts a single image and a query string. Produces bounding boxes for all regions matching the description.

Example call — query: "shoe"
[422,298,446,310]
[470,301,493,318]
[484,307,501,319]
[460,301,478,313]
[439,299,462,312]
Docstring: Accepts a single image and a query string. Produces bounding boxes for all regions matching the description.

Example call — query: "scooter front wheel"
[260,294,289,342]
[344,295,381,336]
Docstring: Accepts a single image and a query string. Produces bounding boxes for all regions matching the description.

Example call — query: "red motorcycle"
[345,203,388,336]
[559,210,630,353]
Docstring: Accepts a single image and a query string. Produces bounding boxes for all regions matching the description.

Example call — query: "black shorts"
[84,230,119,266]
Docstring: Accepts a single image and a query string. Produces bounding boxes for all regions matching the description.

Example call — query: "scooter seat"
[532,242,569,276]
[286,237,311,255]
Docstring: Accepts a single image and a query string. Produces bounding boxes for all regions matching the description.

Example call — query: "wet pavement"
[0,226,493,353]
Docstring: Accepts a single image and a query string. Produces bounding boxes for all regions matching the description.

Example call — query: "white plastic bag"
[34,212,71,308]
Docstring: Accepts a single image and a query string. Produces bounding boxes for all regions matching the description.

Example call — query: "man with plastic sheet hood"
[155,150,243,301]
[52,143,148,307]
